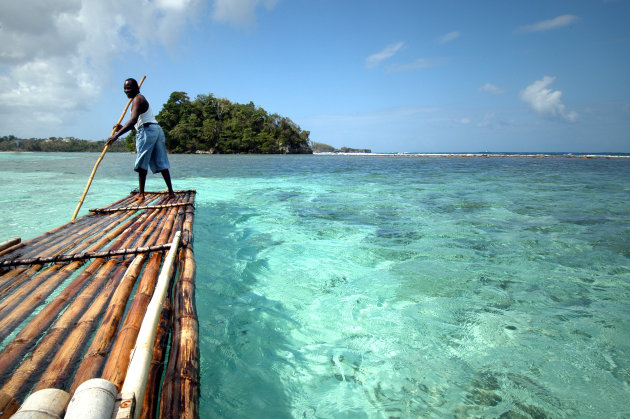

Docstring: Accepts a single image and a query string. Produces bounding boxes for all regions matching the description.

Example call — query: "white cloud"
[517,14,579,33]
[366,42,404,68]
[479,83,506,95]
[387,57,445,72]
[0,0,203,137]
[438,31,460,44]
[212,0,277,28]
[520,76,577,122]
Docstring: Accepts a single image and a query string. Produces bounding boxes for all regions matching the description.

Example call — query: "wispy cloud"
[517,14,580,33]
[520,76,577,122]
[387,57,446,72]
[366,42,404,68]
[479,83,506,95]
[438,31,460,44]
[212,0,278,28]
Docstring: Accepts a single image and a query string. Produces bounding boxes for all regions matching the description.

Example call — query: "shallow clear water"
[1,152,630,417]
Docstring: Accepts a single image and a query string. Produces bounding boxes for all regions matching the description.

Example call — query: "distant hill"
[0,135,127,152]
[311,141,371,153]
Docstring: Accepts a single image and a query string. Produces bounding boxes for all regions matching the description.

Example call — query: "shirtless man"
[107,78,174,200]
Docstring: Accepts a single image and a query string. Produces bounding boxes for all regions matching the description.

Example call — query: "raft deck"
[0,190,199,418]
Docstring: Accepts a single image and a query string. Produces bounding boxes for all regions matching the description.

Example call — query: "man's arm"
[106,95,146,145]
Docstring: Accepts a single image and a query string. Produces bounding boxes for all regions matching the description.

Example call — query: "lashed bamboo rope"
[90,201,194,213]
[160,201,199,418]
[1,242,173,267]
[71,75,146,222]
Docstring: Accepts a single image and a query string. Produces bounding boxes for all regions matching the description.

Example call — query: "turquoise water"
[1,152,630,417]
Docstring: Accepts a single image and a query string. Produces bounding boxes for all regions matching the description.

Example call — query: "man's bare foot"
[135,194,145,203]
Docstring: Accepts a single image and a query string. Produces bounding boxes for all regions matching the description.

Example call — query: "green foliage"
[156,92,312,154]
[0,135,128,152]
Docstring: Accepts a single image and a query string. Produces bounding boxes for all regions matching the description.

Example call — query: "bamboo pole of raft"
[140,289,172,419]
[116,231,181,419]
[160,203,199,419]
[100,197,187,389]
[69,197,186,391]
[71,75,146,222]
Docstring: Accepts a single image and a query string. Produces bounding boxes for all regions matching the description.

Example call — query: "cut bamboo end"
[11,388,70,419]
[64,378,117,419]
[0,238,20,253]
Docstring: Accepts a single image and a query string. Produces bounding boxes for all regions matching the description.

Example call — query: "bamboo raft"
[0,190,199,418]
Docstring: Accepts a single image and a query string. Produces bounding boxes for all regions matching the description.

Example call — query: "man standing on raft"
[107,78,174,200]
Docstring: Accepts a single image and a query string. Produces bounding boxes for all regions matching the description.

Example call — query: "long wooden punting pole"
[160,200,199,418]
[70,75,146,222]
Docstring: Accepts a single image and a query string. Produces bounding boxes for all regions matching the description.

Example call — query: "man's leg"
[138,168,148,201]
[160,169,175,198]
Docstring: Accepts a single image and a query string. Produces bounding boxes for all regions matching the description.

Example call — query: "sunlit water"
[1,152,629,417]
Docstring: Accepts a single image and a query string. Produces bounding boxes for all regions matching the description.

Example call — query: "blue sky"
[1,0,629,152]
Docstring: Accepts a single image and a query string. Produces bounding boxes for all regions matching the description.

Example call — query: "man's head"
[124,78,140,98]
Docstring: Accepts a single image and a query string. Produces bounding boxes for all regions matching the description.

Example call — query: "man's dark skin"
[107,80,174,201]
